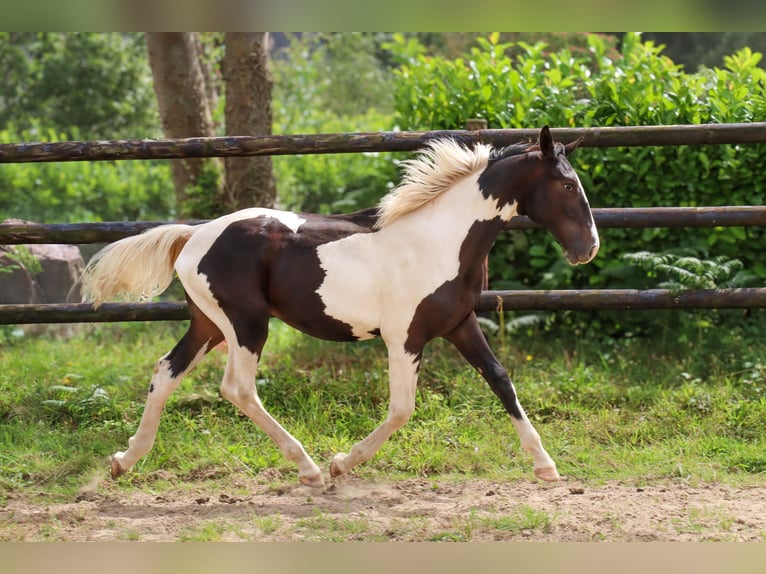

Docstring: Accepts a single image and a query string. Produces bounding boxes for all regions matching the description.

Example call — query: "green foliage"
[0,33,159,140]
[0,34,173,224]
[181,160,224,219]
[41,384,118,428]
[271,125,398,214]
[2,245,42,276]
[387,32,766,335]
[388,32,606,131]
[0,123,174,223]
[271,33,398,213]
[391,32,618,65]
[273,33,394,120]
[641,32,766,72]
[623,250,754,291]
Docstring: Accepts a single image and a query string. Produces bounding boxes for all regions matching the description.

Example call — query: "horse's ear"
[564,136,585,156]
[539,125,554,157]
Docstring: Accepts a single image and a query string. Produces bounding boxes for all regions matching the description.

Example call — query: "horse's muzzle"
[566,241,599,265]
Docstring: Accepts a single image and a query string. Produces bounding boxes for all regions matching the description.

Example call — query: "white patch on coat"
[579,173,600,260]
[376,139,493,229]
[316,175,517,340]
[496,198,517,222]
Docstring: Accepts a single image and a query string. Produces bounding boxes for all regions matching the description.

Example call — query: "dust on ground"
[2,470,765,541]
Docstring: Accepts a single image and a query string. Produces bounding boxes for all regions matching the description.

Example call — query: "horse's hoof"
[299,473,325,489]
[329,453,348,478]
[534,466,560,482]
[110,456,126,480]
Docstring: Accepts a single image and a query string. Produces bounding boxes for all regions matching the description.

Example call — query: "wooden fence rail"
[1,123,766,164]
[3,206,766,245]
[4,288,766,325]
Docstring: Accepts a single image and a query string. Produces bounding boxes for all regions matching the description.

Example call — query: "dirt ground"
[2,471,766,542]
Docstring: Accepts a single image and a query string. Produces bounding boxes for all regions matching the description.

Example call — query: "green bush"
[0,123,174,223]
[271,33,398,214]
[271,110,398,214]
[0,33,159,141]
[388,32,766,293]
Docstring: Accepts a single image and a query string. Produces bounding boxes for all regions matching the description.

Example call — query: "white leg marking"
[331,344,419,477]
[112,345,209,477]
[509,394,559,482]
[220,345,323,487]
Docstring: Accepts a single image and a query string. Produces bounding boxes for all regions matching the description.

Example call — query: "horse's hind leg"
[330,341,420,478]
[110,301,223,478]
[444,313,559,482]
[215,313,324,488]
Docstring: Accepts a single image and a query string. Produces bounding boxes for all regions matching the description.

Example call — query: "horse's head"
[515,126,599,265]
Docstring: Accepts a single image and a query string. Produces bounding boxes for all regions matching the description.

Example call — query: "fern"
[41,384,116,426]
[624,250,755,292]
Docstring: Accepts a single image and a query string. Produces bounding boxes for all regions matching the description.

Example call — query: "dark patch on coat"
[166,297,224,379]
[477,144,537,213]
[404,218,505,356]
[196,210,379,353]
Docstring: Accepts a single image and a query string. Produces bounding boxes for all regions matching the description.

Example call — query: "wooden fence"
[3,123,766,324]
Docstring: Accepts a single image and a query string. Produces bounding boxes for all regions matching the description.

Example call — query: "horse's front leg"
[330,342,420,478]
[445,313,560,482]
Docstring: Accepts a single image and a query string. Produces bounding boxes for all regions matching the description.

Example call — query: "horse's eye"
[563,182,576,192]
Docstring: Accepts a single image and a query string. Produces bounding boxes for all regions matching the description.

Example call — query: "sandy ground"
[3,470,766,542]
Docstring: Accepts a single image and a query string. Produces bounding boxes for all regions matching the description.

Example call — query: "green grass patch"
[426,504,555,542]
[294,509,377,542]
[2,317,766,501]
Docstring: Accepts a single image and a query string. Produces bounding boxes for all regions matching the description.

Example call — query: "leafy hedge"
[0,124,174,223]
[388,33,766,292]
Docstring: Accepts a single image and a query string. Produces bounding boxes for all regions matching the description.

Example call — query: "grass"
[427,505,556,542]
[177,520,228,542]
[1,311,766,502]
[670,506,739,540]
[294,510,375,541]
[479,504,555,533]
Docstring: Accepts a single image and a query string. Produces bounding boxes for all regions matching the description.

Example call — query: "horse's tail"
[81,224,196,307]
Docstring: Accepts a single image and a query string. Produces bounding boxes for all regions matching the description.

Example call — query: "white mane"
[375,139,493,229]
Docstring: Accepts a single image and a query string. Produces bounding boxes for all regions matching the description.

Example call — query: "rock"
[26,243,84,302]
[1,218,85,304]
[0,246,43,304]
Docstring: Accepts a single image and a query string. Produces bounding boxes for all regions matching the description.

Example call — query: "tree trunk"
[145,32,222,216]
[222,32,276,210]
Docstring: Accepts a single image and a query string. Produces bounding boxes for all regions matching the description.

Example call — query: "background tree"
[145,32,276,217]
[145,33,222,216]
[641,32,766,71]
[222,33,276,211]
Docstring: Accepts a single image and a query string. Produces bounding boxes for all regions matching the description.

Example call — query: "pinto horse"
[82,126,599,487]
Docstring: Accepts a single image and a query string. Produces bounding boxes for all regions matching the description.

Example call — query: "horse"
[81,126,599,487]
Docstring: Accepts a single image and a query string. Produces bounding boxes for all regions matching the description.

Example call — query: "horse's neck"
[381,175,513,258]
